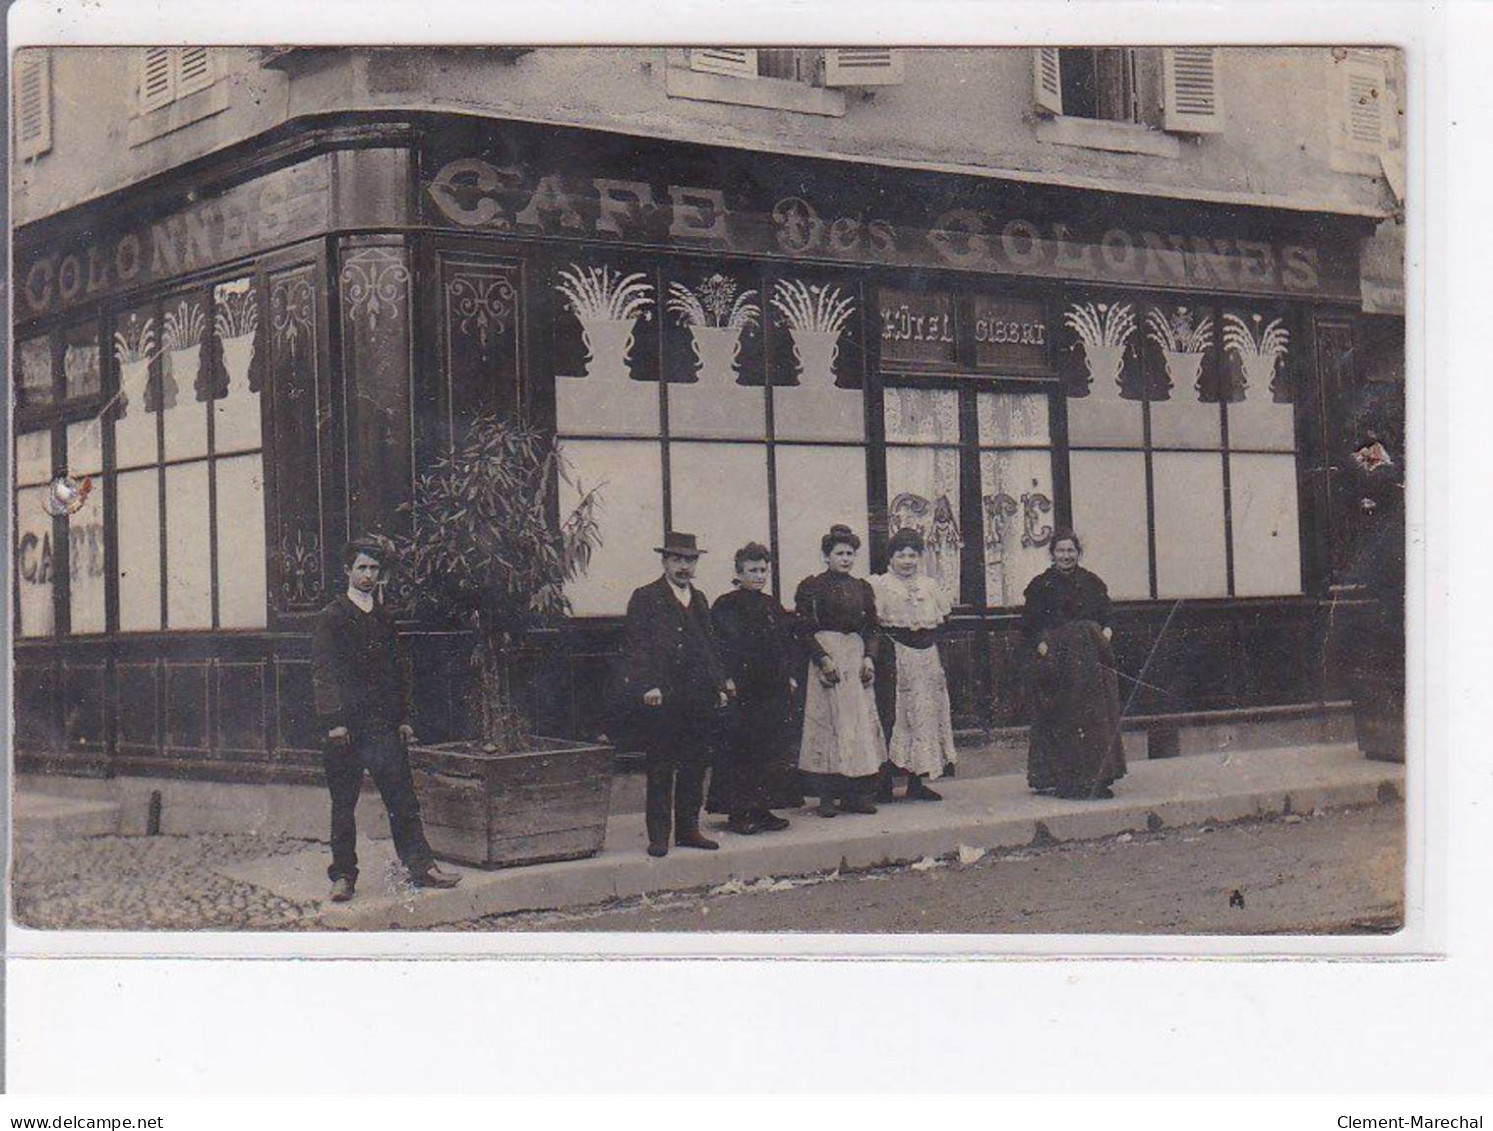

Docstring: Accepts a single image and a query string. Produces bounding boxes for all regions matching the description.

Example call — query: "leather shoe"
[815,800,839,818]
[726,816,762,836]
[908,781,944,801]
[409,864,462,889]
[647,842,669,858]
[754,811,790,832]
[837,798,878,815]
[329,877,355,903]
[676,831,720,850]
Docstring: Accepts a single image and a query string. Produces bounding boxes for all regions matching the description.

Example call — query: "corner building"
[9,47,1405,784]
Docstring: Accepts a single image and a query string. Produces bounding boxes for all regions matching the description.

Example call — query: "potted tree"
[393,414,609,868]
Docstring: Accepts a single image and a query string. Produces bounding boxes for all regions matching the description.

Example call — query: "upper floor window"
[1035,47,1223,144]
[668,47,903,117]
[12,49,52,161]
[138,46,216,114]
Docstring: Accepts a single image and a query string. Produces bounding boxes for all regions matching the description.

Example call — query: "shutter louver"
[139,46,176,112]
[1343,55,1388,154]
[1163,47,1223,133]
[823,47,904,87]
[1034,47,1062,115]
[14,51,51,159]
[177,46,214,96]
[688,48,759,79]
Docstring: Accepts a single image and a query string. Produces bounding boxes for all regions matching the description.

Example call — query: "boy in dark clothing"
[312,536,460,901]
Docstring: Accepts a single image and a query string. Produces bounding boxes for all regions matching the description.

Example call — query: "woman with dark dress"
[707,542,800,835]
[1020,530,1126,799]
[794,525,886,817]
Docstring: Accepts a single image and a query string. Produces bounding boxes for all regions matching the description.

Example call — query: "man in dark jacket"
[312,536,460,901]
[619,531,731,857]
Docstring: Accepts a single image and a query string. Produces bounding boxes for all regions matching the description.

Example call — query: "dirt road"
[453,803,1405,935]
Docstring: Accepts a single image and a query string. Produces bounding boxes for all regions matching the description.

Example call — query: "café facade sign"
[418,122,1361,303]
[17,155,333,321]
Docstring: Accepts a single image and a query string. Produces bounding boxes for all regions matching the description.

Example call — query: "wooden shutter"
[1034,47,1062,115]
[177,46,215,97]
[13,51,51,159]
[824,47,904,86]
[688,48,759,79]
[1163,47,1223,133]
[1341,52,1388,154]
[139,46,176,112]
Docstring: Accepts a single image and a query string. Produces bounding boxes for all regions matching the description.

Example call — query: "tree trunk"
[474,612,513,749]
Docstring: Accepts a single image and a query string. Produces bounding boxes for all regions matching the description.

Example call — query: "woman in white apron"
[871,527,957,801]
[793,524,887,817]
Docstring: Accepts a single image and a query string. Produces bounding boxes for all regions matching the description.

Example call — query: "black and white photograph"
[7,37,1410,942]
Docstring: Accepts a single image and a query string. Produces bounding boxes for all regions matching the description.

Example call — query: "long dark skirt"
[707,688,804,814]
[1027,619,1126,793]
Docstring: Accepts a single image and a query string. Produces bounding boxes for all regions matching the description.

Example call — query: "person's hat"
[655,531,706,558]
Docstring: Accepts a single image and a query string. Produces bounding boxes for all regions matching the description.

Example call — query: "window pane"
[66,419,103,478]
[977,391,1050,446]
[215,454,268,627]
[887,445,962,605]
[1145,302,1220,448]
[15,428,52,486]
[556,373,659,437]
[1222,308,1295,450]
[666,373,765,441]
[213,278,263,454]
[112,307,159,470]
[63,323,101,401]
[884,387,959,444]
[773,445,869,596]
[665,270,766,440]
[1061,298,1143,445]
[161,295,209,461]
[554,263,659,438]
[68,492,108,635]
[771,380,865,442]
[65,421,108,635]
[15,486,55,637]
[17,336,53,409]
[1153,451,1228,598]
[117,469,162,631]
[559,439,663,616]
[668,442,771,600]
[164,462,212,628]
[1229,454,1302,596]
[1069,450,1150,600]
[1226,391,1296,451]
[980,449,1056,608]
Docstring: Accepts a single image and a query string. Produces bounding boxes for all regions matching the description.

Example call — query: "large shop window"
[111,276,266,630]
[552,257,869,614]
[1059,296,1302,600]
[13,428,55,638]
[883,386,1056,609]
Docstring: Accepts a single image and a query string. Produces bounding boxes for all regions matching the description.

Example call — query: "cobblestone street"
[11,833,322,931]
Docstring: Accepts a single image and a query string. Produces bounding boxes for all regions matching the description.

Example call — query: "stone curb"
[290,746,1402,931]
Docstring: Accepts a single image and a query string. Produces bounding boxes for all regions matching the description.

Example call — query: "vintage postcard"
[7,37,1411,948]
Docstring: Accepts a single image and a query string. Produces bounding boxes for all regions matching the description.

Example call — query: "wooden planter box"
[408,738,615,868]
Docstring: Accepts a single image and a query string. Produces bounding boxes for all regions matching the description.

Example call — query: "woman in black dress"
[707,542,800,835]
[794,525,886,817]
[1020,530,1126,799]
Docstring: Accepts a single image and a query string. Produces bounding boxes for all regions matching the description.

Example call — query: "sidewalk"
[213,743,1404,930]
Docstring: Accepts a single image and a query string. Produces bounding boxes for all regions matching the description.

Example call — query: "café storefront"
[11,111,1375,783]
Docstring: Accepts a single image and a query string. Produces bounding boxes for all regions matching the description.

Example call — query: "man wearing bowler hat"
[619,531,731,857]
